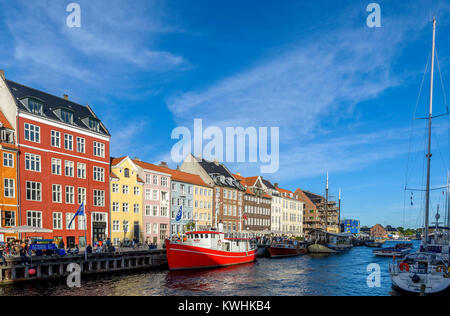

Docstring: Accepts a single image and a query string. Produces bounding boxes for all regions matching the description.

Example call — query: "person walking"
[0,247,6,266]
[19,246,28,265]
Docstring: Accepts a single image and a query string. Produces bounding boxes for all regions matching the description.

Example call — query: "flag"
[176,205,183,222]
[68,202,85,229]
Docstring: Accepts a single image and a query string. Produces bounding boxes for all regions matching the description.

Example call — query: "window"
[145,205,151,216]
[161,177,168,187]
[134,204,140,214]
[152,190,158,200]
[2,211,15,227]
[152,206,158,216]
[28,99,43,115]
[25,153,41,172]
[112,183,119,193]
[76,137,85,153]
[123,220,129,233]
[3,153,13,167]
[122,185,129,194]
[4,179,15,198]
[93,190,105,207]
[64,134,73,150]
[146,174,151,184]
[77,163,86,179]
[172,182,176,191]
[66,213,75,230]
[78,215,86,230]
[78,187,86,205]
[112,202,119,212]
[61,109,73,124]
[65,186,75,204]
[145,189,151,200]
[153,175,158,185]
[93,166,105,182]
[160,207,168,217]
[53,212,62,230]
[89,118,100,132]
[65,161,74,177]
[153,223,158,234]
[51,130,60,147]
[93,142,105,157]
[51,158,62,175]
[27,211,42,228]
[26,181,41,201]
[122,203,129,213]
[113,220,120,232]
[146,223,151,234]
[134,186,140,196]
[24,123,40,143]
[52,184,62,203]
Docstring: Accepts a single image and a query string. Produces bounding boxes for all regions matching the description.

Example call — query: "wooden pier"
[0,249,167,284]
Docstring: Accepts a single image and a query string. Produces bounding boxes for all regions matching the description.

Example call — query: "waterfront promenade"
[0,248,167,284]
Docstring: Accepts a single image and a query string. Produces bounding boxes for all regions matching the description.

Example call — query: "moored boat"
[373,243,413,257]
[269,240,307,258]
[307,229,353,253]
[165,230,257,270]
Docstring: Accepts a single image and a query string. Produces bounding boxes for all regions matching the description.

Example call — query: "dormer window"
[21,98,44,115]
[61,109,74,124]
[88,117,99,132]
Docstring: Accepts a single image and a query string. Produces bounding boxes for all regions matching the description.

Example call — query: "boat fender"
[218,240,222,247]
[411,274,420,283]
[399,262,409,272]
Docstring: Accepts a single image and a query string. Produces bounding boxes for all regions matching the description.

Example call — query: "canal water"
[0,240,419,296]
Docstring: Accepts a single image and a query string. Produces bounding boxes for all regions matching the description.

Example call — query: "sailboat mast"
[325,172,329,232]
[424,18,436,244]
[447,170,450,229]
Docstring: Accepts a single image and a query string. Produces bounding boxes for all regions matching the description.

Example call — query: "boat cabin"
[178,231,256,252]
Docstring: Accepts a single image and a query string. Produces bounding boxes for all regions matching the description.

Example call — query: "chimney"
[134,157,141,161]
[236,172,241,176]
[0,69,5,80]
[213,159,220,166]
[63,94,69,100]
[159,161,168,168]
[274,183,279,188]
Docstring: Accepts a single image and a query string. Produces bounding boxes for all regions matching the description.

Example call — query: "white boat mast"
[424,18,436,245]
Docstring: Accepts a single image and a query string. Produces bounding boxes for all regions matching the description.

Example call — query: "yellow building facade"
[110,157,144,245]
[193,184,213,230]
[0,111,18,242]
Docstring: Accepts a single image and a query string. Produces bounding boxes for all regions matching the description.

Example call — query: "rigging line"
[435,48,449,113]
[406,53,431,188]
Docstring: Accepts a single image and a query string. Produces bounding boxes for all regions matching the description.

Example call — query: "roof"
[159,167,211,187]
[262,179,276,190]
[131,159,172,175]
[276,187,298,201]
[295,188,316,209]
[233,174,271,198]
[195,157,244,190]
[0,111,13,130]
[5,79,109,136]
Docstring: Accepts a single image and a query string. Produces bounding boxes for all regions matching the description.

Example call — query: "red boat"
[165,231,257,270]
[269,241,307,258]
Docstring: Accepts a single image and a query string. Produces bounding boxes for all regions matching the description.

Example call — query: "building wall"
[280,196,303,236]
[214,186,243,232]
[17,114,110,246]
[271,195,282,232]
[0,141,19,241]
[110,159,143,245]
[193,184,213,230]
[137,167,171,246]
[243,193,271,232]
[170,180,194,235]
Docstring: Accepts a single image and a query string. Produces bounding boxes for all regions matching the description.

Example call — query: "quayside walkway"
[0,249,167,284]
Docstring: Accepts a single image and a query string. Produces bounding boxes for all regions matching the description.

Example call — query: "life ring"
[436,265,445,273]
[399,263,410,272]
[218,240,222,247]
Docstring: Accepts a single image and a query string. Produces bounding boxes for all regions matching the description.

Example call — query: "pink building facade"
[132,159,171,247]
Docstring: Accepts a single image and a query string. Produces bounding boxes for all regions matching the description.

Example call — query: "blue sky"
[2,0,450,228]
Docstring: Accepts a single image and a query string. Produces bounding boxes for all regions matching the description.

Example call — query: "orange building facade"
[0,111,19,242]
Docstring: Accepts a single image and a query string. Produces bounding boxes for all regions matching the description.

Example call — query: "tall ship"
[389,18,450,295]
[165,230,257,270]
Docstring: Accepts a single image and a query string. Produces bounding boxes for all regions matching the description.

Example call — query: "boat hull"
[165,240,257,270]
[308,242,352,253]
[390,272,450,295]
[269,246,307,258]
[373,248,412,257]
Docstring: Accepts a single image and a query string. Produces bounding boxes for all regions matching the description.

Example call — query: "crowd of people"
[0,237,161,266]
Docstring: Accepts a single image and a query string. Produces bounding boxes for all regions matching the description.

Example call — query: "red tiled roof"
[110,170,120,179]
[295,188,316,208]
[0,111,13,130]
[160,167,211,187]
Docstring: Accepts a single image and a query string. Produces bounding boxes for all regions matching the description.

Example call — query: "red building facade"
[4,79,110,247]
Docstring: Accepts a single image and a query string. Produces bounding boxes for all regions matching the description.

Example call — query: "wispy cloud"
[166,1,450,180]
